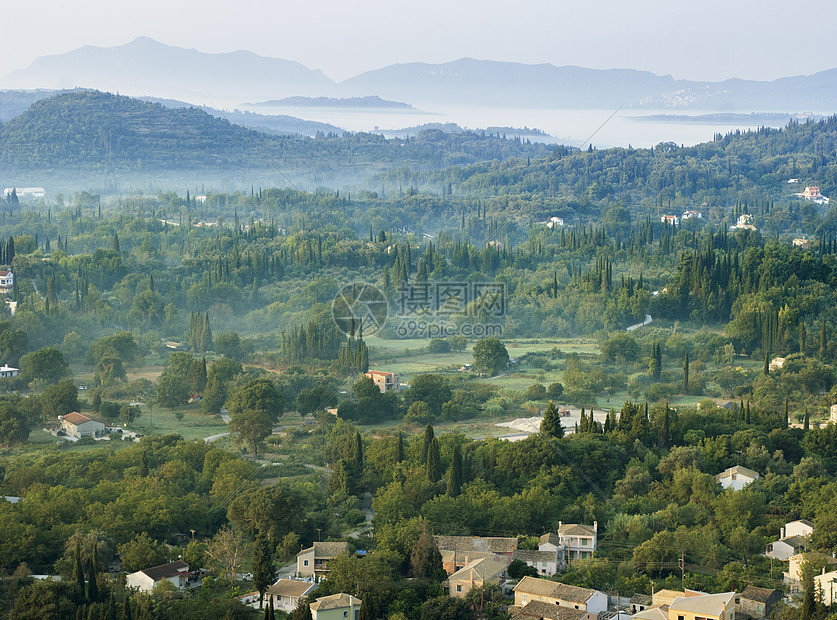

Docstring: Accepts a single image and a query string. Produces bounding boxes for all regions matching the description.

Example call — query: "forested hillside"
[0,91,551,187]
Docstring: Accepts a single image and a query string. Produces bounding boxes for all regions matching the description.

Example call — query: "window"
[678,615,685,620]
[758,606,763,613]
[343,612,348,618]
[456,585,462,592]
[582,539,588,546]
[303,560,309,567]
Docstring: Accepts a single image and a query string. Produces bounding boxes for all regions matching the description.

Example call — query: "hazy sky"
[2,0,835,82]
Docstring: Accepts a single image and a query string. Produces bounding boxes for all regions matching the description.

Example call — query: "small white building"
[240,579,318,613]
[0,271,13,295]
[546,217,565,229]
[310,593,362,620]
[830,404,837,424]
[59,412,106,439]
[682,210,703,220]
[0,364,18,378]
[815,570,837,606]
[513,548,559,576]
[125,560,189,593]
[661,214,680,226]
[715,465,759,491]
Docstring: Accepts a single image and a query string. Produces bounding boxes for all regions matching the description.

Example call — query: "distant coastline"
[631,112,815,124]
[247,95,416,110]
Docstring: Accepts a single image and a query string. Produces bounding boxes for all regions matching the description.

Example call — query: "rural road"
[627,314,653,331]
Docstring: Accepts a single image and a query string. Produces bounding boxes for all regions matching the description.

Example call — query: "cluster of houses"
[660,211,703,227]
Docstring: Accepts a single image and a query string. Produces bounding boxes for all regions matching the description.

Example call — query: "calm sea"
[237,102,793,149]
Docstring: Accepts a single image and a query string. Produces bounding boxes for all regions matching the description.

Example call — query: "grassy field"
[127,406,229,441]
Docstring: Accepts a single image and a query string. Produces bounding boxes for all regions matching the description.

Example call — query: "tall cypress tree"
[73,541,85,602]
[86,557,99,602]
[683,352,689,392]
[252,531,275,609]
[447,444,462,497]
[395,431,404,463]
[422,425,435,464]
[426,437,441,483]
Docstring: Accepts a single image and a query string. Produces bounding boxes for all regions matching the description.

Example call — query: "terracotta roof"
[441,549,498,565]
[267,579,317,598]
[512,600,590,620]
[310,593,361,611]
[740,586,779,603]
[557,523,596,537]
[513,576,595,603]
[61,411,94,425]
[449,558,506,582]
[514,549,557,564]
[297,541,349,559]
[670,592,735,616]
[140,560,188,581]
[633,606,669,620]
[435,535,518,554]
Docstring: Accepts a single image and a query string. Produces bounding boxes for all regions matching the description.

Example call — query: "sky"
[1,0,835,83]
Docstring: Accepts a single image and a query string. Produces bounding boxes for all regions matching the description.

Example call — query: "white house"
[785,519,815,538]
[513,549,559,576]
[125,560,189,593]
[0,271,13,294]
[310,593,361,620]
[830,404,837,424]
[513,576,608,615]
[546,217,565,229]
[661,215,680,226]
[539,522,597,566]
[770,519,815,560]
[59,412,106,439]
[297,542,349,578]
[0,364,18,378]
[240,579,318,613]
[682,210,703,220]
[715,465,759,491]
[815,570,837,606]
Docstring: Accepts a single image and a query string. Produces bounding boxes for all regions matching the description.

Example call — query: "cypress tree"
[540,402,564,438]
[764,353,770,376]
[107,591,116,620]
[422,425,434,464]
[683,352,689,392]
[86,557,99,602]
[268,597,275,620]
[426,437,441,483]
[804,407,810,430]
[784,398,789,429]
[745,401,751,424]
[447,443,462,497]
[395,431,404,463]
[253,531,275,609]
[821,320,827,358]
[73,541,85,602]
[359,596,373,620]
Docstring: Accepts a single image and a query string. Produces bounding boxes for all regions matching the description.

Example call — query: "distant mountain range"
[1,38,835,112]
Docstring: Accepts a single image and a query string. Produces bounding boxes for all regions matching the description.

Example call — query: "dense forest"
[1,102,837,619]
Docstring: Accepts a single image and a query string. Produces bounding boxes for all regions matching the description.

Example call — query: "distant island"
[248,95,416,110]
[376,122,555,142]
[632,112,813,124]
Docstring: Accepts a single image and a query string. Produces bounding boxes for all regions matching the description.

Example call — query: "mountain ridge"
[1,38,835,112]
